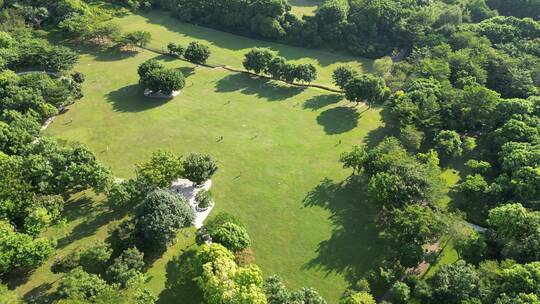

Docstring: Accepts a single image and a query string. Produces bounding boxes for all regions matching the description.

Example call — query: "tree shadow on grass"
[106,84,170,112]
[215,73,304,102]
[56,197,128,249]
[23,282,55,303]
[302,177,387,285]
[302,94,343,110]
[316,106,360,135]
[178,66,196,78]
[157,248,203,304]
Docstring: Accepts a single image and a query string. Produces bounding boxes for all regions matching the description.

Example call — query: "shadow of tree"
[215,73,304,101]
[178,66,196,79]
[316,106,360,134]
[56,197,128,249]
[364,106,397,148]
[23,282,55,303]
[303,94,343,110]
[157,248,203,304]
[302,177,387,285]
[106,84,170,112]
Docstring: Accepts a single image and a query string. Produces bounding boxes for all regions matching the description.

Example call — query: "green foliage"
[434,130,463,158]
[399,124,424,151]
[106,247,145,287]
[57,267,111,300]
[135,189,194,252]
[118,30,151,48]
[211,222,251,252]
[390,281,410,304]
[339,291,375,304]
[194,243,267,304]
[183,152,218,185]
[0,284,23,304]
[79,242,112,273]
[344,74,388,105]
[0,220,54,275]
[167,42,185,57]
[332,65,358,90]
[427,260,482,304]
[243,47,274,74]
[184,41,210,64]
[195,189,212,209]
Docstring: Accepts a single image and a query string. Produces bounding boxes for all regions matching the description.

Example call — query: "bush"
[79,242,112,273]
[210,222,251,252]
[57,267,110,300]
[183,152,218,185]
[195,190,212,209]
[167,42,185,57]
[184,41,210,64]
[138,59,164,80]
[142,68,185,95]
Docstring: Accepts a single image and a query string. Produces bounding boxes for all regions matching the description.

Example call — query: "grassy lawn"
[114,10,372,87]
[289,0,323,16]
[5,12,387,301]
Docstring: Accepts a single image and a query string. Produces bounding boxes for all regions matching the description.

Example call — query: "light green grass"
[289,0,323,16]
[114,10,371,88]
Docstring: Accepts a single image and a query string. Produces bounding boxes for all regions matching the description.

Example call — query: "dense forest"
[0,0,539,303]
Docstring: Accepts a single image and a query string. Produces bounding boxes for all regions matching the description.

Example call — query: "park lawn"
[113,10,371,87]
[289,0,323,16]
[23,36,387,303]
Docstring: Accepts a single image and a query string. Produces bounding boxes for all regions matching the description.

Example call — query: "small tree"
[399,124,424,151]
[195,190,212,209]
[184,41,211,64]
[295,63,317,84]
[183,152,218,185]
[210,222,251,252]
[167,42,185,57]
[282,63,298,83]
[268,56,287,80]
[390,282,410,304]
[57,267,110,300]
[344,74,388,106]
[137,59,164,81]
[243,48,274,74]
[434,130,463,158]
[332,65,358,90]
[143,68,185,95]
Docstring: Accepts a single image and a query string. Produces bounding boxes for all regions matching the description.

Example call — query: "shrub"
[106,247,145,287]
[210,222,251,252]
[142,68,185,95]
[184,41,210,64]
[196,190,212,209]
[57,267,110,300]
[183,152,218,185]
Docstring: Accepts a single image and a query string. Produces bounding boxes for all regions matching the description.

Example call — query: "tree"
[57,267,111,300]
[434,130,463,158]
[107,247,145,287]
[399,124,424,151]
[194,244,266,304]
[210,222,251,252]
[265,275,291,304]
[135,150,184,188]
[290,287,327,304]
[243,48,274,75]
[183,152,218,185]
[0,284,22,304]
[137,59,164,81]
[0,220,54,275]
[428,260,481,304]
[135,189,194,252]
[340,292,375,304]
[268,56,287,80]
[79,242,112,273]
[184,41,211,64]
[167,42,185,57]
[390,282,410,304]
[344,74,388,106]
[295,63,317,83]
[332,65,358,90]
[142,68,185,95]
[118,31,151,49]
